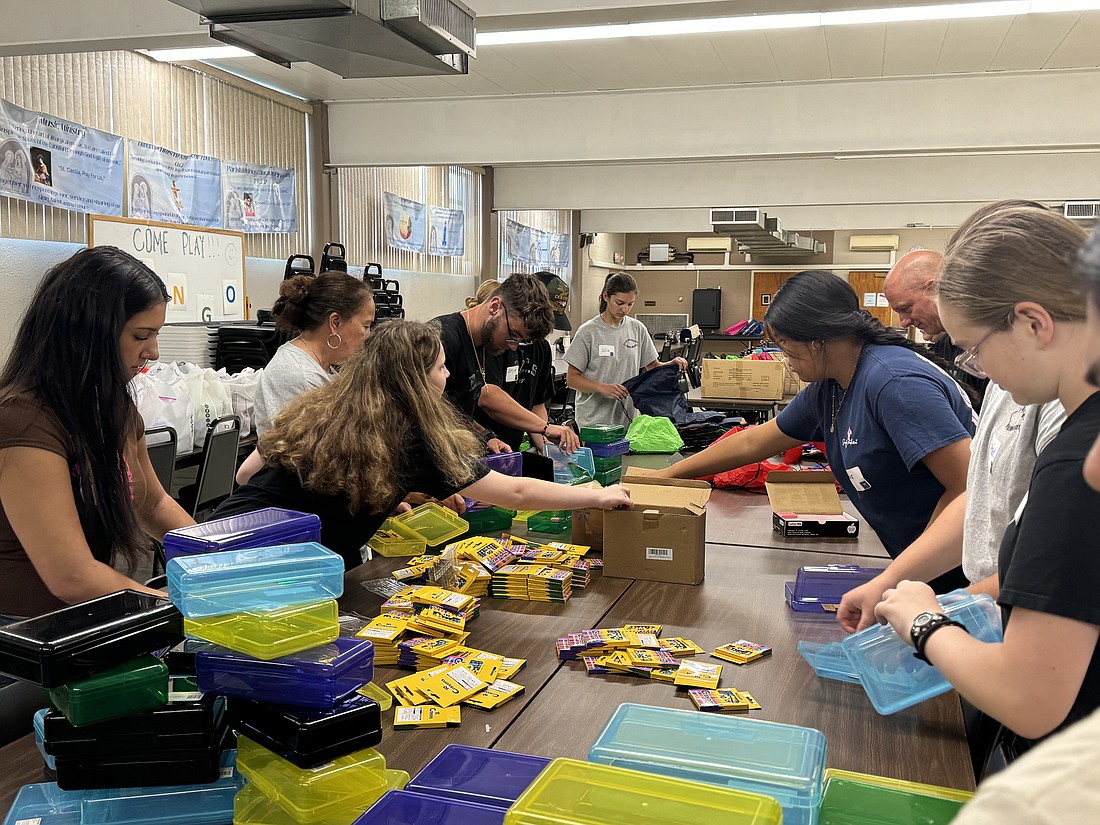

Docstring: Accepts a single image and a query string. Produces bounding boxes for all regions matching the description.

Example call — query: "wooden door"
[750,272,796,322]
[847,271,900,328]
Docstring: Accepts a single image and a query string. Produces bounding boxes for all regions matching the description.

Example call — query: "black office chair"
[685,336,705,388]
[144,427,177,494]
[175,416,241,522]
[0,679,44,747]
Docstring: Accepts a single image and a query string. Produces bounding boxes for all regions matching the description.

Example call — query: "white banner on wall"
[428,205,465,256]
[384,192,426,253]
[0,97,124,215]
[223,161,297,233]
[128,140,222,228]
[504,218,568,268]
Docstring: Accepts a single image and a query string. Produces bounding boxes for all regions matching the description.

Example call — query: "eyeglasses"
[503,304,533,347]
[954,325,1004,379]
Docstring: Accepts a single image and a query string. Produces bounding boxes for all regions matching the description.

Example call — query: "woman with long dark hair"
[214,320,632,569]
[654,270,975,572]
[0,247,194,617]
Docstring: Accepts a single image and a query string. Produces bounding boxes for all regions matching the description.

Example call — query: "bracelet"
[540,422,551,436]
[912,616,969,664]
[482,429,498,444]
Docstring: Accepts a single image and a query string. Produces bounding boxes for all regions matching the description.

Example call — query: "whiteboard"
[88,215,248,322]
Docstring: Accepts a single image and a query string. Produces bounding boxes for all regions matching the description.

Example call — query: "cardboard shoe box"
[701,359,785,400]
[765,470,859,539]
[603,474,711,585]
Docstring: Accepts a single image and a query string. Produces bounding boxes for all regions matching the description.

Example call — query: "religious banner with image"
[427,205,465,256]
[384,192,426,253]
[127,140,222,228]
[223,161,297,233]
[0,97,124,215]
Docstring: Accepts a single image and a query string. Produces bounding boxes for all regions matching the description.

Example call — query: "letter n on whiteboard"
[167,274,188,315]
[223,279,244,319]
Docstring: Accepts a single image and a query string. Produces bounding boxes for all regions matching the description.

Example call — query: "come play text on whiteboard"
[87,214,248,322]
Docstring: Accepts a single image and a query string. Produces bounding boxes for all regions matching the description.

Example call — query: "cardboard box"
[701,359,785,400]
[765,471,859,539]
[571,481,604,550]
[603,474,711,585]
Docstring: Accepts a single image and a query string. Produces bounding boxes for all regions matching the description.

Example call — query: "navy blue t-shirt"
[776,344,976,557]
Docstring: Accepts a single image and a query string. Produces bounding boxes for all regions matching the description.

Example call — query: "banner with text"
[222,161,297,233]
[428,205,465,257]
[0,97,124,215]
[384,192,426,253]
[504,218,568,268]
[128,140,222,228]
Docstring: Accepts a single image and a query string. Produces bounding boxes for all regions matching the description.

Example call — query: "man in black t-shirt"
[433,273,579,453]
[475,340,556,452]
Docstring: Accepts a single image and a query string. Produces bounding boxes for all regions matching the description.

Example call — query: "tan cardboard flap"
[621,473,711,515]
[765,471,843,515]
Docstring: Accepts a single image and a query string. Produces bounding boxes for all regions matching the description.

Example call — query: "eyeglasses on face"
[954,319,1010,379]
[503,304,533,347]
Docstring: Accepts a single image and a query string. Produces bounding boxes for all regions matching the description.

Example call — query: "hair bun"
[279,273,314,304]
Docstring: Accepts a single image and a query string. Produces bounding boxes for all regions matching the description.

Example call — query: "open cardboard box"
[765,470,859,539]
[602,472,711,585]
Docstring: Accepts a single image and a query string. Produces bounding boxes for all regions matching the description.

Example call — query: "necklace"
[830,382,847,434]
[463,311,486,379]
[296,337,327,371]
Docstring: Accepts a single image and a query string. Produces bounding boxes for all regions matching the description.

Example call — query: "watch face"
[913,613,936,629]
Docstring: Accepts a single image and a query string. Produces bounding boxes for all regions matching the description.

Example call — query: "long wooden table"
[0,503,967,818]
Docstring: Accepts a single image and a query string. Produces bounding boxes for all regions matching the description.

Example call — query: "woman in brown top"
[0,247,194,617]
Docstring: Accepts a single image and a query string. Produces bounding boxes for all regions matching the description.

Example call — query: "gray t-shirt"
[565,315,658,429]
[253,341,332,436]
[963,382,1065,582]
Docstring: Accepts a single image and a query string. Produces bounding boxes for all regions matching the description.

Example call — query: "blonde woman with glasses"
[875,202,1100,758]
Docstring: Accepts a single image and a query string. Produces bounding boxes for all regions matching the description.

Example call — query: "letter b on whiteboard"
[223,279,243,319]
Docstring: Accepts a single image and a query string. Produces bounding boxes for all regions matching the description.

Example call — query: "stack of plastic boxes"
[167,541,405,824]
[163,509,322,565]
[580,425,629,487]
[355,745,550,825]
[587,703,826,825]
[0,590,246,825]
[459,452,523,538]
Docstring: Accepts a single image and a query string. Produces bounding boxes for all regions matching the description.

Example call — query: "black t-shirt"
[997,390,1100,739]
[435,312,485,418]
[211,434,488,570]
[475,340,555,451]
[931,332,988,410]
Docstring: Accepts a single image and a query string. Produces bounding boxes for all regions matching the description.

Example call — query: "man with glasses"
[434,273,580,454]
[884,249,988,406]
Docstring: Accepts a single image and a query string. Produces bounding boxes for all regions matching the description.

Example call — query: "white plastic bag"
[217,367,262,438]
[182,367,234,448]
[131,362,195,454]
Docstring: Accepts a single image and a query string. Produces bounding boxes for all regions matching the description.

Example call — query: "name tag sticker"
[846,466,871,491]
[505,365,520,383]
[598,345,615,357]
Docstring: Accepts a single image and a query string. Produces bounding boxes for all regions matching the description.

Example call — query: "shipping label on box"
[603,473,711,585]
[701,359,785,400]
[765,470,859,539]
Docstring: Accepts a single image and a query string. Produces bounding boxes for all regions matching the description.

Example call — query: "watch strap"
[912,615,969,664]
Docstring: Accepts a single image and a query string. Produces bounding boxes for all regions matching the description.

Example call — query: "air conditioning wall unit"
[849,234,900,252]
[1064,201,1100,220]
[686,236,733,253]
[710,206,824,257]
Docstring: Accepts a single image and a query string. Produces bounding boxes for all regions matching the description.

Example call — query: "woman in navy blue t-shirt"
[656,270,976,581]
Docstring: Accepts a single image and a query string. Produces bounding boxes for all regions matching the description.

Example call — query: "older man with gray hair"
[883,249,987,403]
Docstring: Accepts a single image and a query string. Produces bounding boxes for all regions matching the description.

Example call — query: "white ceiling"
[3,1,1100,102]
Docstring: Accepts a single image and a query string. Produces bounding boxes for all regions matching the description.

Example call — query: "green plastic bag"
[626,414,684,454]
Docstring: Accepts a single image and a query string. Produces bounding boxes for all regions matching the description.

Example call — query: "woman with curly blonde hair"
[213,320,632,568]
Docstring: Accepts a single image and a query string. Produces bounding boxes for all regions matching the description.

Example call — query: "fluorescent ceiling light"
[142,46,255,62]
[476,0,1100,46]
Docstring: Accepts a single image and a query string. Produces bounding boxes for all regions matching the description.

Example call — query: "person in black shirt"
[876,202,1100,745]
[884,249,987,408]
[1082,228,1100,493]
[213,320,631,569]
[476,341,556,452]
[434,273,579,454]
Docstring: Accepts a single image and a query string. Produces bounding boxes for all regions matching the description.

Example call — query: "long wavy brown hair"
[259,320,484,512]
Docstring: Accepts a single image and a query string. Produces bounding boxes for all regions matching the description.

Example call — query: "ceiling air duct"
[165,0,476,78]
[709,207,826,257]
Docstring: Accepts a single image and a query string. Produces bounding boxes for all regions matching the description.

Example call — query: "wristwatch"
[909,612,969,664]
